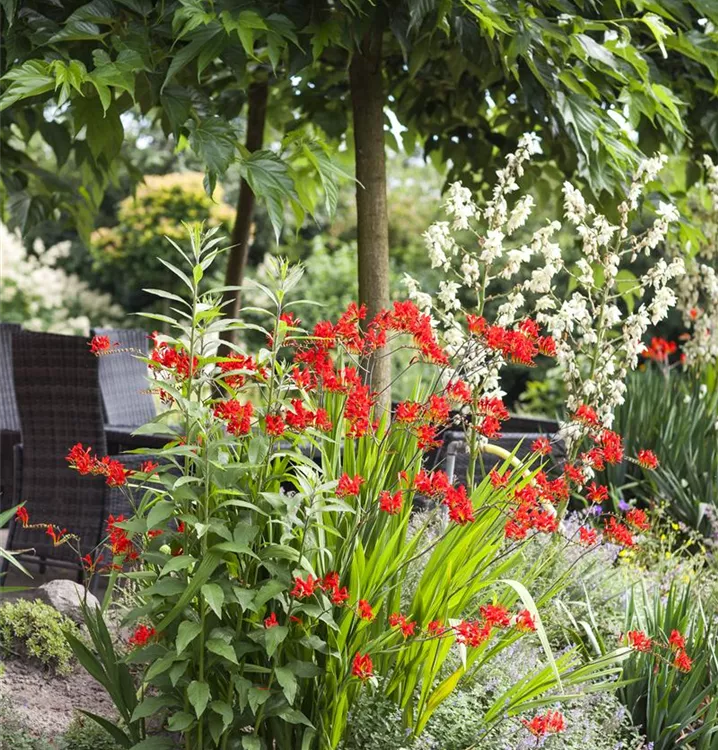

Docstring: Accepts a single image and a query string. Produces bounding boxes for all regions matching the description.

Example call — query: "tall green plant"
[63,224,627,750]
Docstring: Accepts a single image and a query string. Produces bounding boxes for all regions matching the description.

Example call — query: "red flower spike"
[515,609,536,632]
[290,575,318,599]
[15,507,29,527]
[479,604,511,629]
[351,652,374,680]
[637,449,659,470]
[379,490,403,515]
[531,437,551,455]
[128,624,156,648]
[264,414,286,436]
[264,612,279,629]
[337,473,364,498]
[574,404,599,427]
[427,620,445,636]
[626,508,650,531]
[586,482,609,504]
[604,517,635,547]
[88,335,113,355]
[453,619,492,647]
[522,710,566,738]
[669,629,686,651]
[357,600,374,622]
[642,337,677,363]
[673,650,693,673]
[627,630,652,652]
[578,526,598,546]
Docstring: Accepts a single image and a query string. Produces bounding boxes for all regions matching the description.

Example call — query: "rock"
[35,580,100,624]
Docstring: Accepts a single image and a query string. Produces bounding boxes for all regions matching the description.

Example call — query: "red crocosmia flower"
[379,490,403,515]
[128,624,156,648]
[642,337,677,363]
[66,443,96,475]
[446,379,472,403]
[15,507,29,527]
[45,525,68,546]
[212,399,254,436]
[322,571,340,590]
[351,652,374,680]
[531,437,551,455]
[626,508,650,531]
[574,404,599,427]
[522,710,566,738]
[290,575,318,599]
[81,552,103,572]
[88,335,113,355]
[489,468,511,488]
[466,314,487,336]
[604,517,635,547]
[357,600,374,621]
[476,397,509,421]
[586,482,609,504]
[96,456,133,487]
[599,430,624,464]
[480,604,510,629]
[389,613,416,638]
[444,485,475,525]
[264,414,286,436]
[147,529,163,539]
[518,318,540,339]
[673,650,693,673]
[454,619,492,647]
[264,612,279,629]
[515,609,536,632]
[578,526,598,546]
[427,620,445,636]
[627,630,653,652]
[637,449,659,470]
[218,353,268,389]
[176,520,185,534]
[290,615,302,624]
[563,463,585,486]
[669,629,686,651]
[331,586,349,606]
[424,394,450,424]
[314,408,333,431]
[478,416,501,439]
[140,460,159,474]
[416,424,441,451]
[396,401,422,424]
[537,335,557,357]
[689,307,700,320]
[337,473,364,498]
[505,519,527,540]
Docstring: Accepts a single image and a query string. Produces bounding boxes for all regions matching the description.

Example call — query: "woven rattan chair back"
[92,327,156,428]
[10,330,108,564]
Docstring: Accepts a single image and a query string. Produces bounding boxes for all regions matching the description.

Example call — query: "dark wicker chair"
[91,327,156,429]
[2,331,139,575]
[0,323,21,511]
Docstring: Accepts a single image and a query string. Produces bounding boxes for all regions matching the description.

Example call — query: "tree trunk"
[220,80,269,349]
[349,26,392,412]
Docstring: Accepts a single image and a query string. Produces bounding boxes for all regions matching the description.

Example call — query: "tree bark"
[349,26,392,411]
[220,80,269,349]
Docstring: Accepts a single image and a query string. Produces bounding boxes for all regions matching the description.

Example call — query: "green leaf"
[163,23,224,89]
[210,700,234,730]
[641,13,674,59]
[166,711,195,732]
[274,666,297,704]
[207,638,239,665]
[242,737,261,750]
[201,583,225,617]
[0,60,55,111]
[264,625,288,658]
[131,695,176,722]
[187,116,237,175]
[187,680,211,718]
[159,554,196,577]
[129,739,175,750]
[176,621,203,655]
[146,500,175,530]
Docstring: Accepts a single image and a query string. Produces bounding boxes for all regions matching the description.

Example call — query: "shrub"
[60,714,126,750]
[0,223,124,335]
[0,599,79,675]
[90,172,234,313]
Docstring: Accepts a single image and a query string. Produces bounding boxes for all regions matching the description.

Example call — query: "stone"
[35,580,100,624]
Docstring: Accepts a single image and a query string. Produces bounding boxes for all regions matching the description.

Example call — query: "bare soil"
[0,658,117,734]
